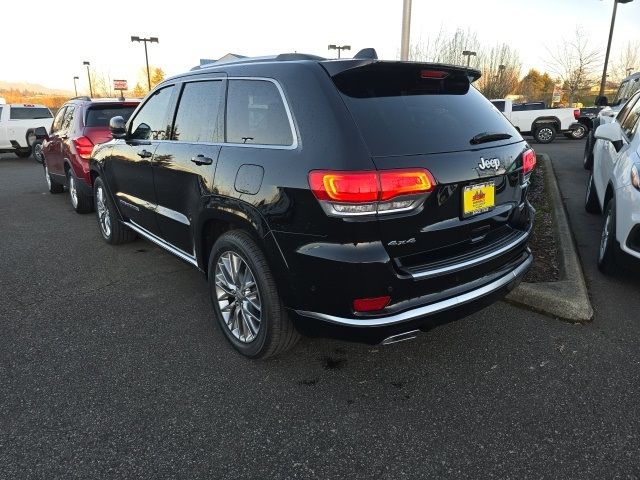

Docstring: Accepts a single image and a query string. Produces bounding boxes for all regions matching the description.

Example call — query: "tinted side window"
[620,94,640,140]
[616,94,639,126]
[9,107,53,120]
[130,86,174,140]
[60,106,75,132]
[172,80,223,142]
[226,80,293,146]
[491,101,505,112]
[51,107,67,134]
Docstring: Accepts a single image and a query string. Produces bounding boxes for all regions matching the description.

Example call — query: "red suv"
[39,97,139,212]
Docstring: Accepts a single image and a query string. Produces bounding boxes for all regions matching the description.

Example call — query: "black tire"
[533,124,557,144]
[68,171,94,214]
[583,131,595,170]
[15,148,32,158]
[597,197,620,275]
[44,162,64,194]
[208,230,300,359]
[32,141,44,164]
[93,176,136,245]
[584,172,600,214]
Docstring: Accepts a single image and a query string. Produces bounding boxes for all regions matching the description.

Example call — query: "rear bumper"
[296,252,531,327]
[291,250,531,343]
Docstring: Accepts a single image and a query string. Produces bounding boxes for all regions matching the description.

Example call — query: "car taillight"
[522,149,536,174]
[353,296,391,312]
[574,109,580,120]
[309,169,436,217]
[421,70,449,79]
[73,136,94,159]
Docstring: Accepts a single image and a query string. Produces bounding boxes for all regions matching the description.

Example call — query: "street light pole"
[328,44,351,59]
[131,36,159,91]
[400,0,412,61]
[599,0,634,97]
[73,76,79,97]
[462,50,477,67]
[83,61,93,97]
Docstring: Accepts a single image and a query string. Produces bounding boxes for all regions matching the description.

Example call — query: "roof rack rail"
[70,96,91,101]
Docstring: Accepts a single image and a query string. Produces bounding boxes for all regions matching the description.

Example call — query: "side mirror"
[109,116,127,139]
[34,126,49,141]
[595,122,624,152]
[595,95,609,107]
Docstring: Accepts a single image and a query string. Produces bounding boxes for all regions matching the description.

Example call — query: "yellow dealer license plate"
[463,182,495,217]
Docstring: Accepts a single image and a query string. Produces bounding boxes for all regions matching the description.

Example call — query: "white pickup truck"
[0,103,54,158]
[490,99,583,144]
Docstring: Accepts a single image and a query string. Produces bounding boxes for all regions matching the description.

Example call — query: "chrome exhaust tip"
[381,329,420,345]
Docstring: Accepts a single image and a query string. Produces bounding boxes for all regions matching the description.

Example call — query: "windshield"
[85,105,137,127]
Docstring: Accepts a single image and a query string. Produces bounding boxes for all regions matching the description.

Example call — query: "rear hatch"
[331,62,532,277]
[82,103,138,145]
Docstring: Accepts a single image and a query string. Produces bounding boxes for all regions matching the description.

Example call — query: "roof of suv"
[65,97,141,105]
[174,48,481,83]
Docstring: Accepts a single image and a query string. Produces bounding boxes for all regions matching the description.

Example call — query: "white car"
[0,103,54,159]
[585,90,640,273]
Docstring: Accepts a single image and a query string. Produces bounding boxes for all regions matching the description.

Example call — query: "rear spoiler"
[320,59,481,83]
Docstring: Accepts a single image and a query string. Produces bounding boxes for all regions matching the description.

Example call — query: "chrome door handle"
[191,154,213,165]
[138,149,153,158]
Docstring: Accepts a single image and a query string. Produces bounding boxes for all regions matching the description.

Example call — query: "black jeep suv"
[90,49,535,358]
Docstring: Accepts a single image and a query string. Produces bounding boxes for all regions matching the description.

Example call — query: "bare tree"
[476,43,521,99]
[92,69,115,98]
[410,27,481,67]
[611,40,640,83]
[546,27,601,104]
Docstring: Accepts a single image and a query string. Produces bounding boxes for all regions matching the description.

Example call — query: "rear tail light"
[353,296,391,312]
[522,149,536,174]
[72,136,94,159]
[309,169,436,217]
[574,109,580,120]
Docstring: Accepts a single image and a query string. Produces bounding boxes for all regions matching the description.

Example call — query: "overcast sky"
[4,0,640,93]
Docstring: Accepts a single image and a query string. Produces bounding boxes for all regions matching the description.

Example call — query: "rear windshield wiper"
[470,132,512,145]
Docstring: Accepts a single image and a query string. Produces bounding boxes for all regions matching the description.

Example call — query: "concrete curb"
[506,153,594,322]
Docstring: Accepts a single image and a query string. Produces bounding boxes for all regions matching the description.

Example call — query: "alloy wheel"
[69,176,78,208]
[538,128,553,142]
[33,143,44,163]
[96,185,111,238]
[214,251,262,343]
[44,165,51,190]
[600,206,612,261]
[572,126,586,139]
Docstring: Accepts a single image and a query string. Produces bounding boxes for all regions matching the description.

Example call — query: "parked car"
[584,89,640,273]
[35,97,139,213]
[90,50,535,358]
[491,99,583,143]
[0,103,53,158]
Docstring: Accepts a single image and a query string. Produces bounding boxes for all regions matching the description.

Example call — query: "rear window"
[10,107,52,120]
[334,65,520,156]
[85,105,136,127]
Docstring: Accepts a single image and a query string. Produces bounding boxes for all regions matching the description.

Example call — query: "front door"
[104,85,176,235]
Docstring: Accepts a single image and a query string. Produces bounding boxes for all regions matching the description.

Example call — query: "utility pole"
[131,36,159,91]
[600,0,634,97]
[328,44,351,59]
[83,61,93,97]
[462,50,477,67]
[400,0,412,61]
[73,76,79,97]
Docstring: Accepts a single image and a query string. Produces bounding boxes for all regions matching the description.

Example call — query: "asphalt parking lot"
[1,141,640,479]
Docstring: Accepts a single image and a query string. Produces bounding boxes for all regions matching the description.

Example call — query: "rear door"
[332,63,529,273]
[43,106,68,176]
[105,85,176,235]
[152,76,225,255]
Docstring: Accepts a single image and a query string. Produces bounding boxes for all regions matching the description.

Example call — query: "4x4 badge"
[478,157,501,170]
